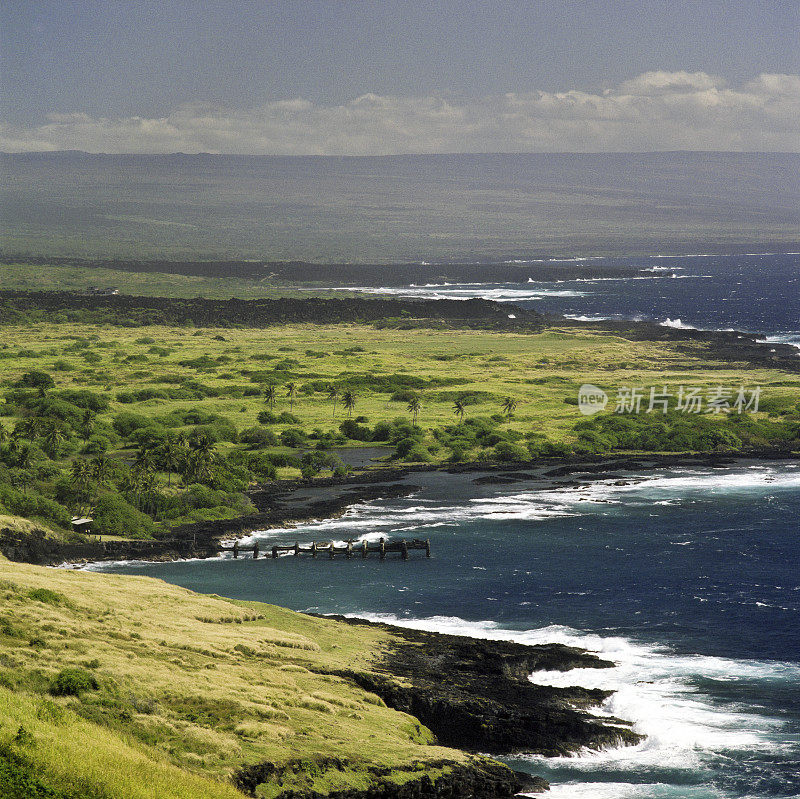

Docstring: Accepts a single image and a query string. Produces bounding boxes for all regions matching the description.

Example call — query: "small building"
[70,517,93,535]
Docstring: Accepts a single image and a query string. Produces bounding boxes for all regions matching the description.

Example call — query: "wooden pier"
[220,537,430,560]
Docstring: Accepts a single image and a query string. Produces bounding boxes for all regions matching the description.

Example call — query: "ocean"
[96,252,800,798]
[343,252,800,349]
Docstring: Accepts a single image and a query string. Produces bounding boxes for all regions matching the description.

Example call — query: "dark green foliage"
[49,667,98,697]
[280,428,308,448]
[54,391,110,412]
[569,411,792,453]
[27,588,65,606]
[91,494,154,539]
[492,442,530,462]
[111,412,156,437]
[0,485,72,527]
[238,427,278,448]
[339,419,371,441]
[15,371,55,390]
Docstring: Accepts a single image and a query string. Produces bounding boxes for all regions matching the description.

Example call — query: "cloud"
[2,72,798,154]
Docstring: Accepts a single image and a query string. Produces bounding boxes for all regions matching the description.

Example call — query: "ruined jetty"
[220,537,431,560]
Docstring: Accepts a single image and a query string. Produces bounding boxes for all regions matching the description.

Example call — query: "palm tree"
[453,400,466,422]
[158,435,182,487]
[286,382,297,412]
[13,417,43,441]
[41,421,67,459]
[71,460,94,512]
[15,443,33,471]
[501,397,518,418]
[79,410,96,443]
[91,455,112,486]
[133,446,156,473]
[327,386,339,419]
[407,396,421,423]
[341,390,356,418]
[264,384,277,410]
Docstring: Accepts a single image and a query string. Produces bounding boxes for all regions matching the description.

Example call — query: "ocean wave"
[351,612,798,795]
[238,465,800,551]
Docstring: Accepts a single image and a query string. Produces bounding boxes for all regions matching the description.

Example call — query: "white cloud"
[1,72,798,154]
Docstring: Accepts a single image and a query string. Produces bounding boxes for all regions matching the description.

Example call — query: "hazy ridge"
[2,151,799,263]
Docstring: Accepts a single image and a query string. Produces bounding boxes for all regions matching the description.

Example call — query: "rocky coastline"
[2,450,797,567]
[229,615,641,797]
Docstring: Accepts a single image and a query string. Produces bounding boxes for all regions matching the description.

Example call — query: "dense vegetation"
[0,321,798,543]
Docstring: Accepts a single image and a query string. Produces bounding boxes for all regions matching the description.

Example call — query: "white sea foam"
[238,464,800,551]
[351,612,797,796]
[661,318,695,329]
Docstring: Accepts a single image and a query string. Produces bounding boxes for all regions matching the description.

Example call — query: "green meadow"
[0,262,342,300]
[0,320,798,542]
[0,559,483,798]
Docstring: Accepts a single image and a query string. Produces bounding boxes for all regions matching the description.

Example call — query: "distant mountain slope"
[1,151,798,262]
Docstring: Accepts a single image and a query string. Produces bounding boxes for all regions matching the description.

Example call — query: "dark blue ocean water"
[354,252,800,346]
[98,464,800,798]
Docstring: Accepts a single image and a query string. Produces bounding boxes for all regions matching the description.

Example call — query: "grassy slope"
[0,560,477,798]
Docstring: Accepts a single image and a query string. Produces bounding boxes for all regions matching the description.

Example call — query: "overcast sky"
[2,1,798,153]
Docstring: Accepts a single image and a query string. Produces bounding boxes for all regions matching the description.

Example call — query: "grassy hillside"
[0,559,491,798]
[1,321,798,542]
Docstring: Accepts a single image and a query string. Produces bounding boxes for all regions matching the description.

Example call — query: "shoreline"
[11,448,796,568]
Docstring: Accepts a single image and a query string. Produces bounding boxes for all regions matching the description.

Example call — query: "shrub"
[339,419,371,441]
[371,422,393,441]
[112,412,156,437]
[56,390,110,412]
[16,371,54,390]
[239,427,278,448]
[280,428,308,448]
[50,667,98,696]
[403,444,431,462]
[27,588,65,605]
[92,494,154,539]
[492,442,530,462]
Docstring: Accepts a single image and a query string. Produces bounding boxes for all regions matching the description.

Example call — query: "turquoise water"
[98,463,800,798]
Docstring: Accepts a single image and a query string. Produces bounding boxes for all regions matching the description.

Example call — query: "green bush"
[339,419,371,441]
[280,428,308,448]
[239,427,278,448]
[27,588,65,606]
[49,667,98,696]
[55,390,110,412]
[15,371,55,390]
[112,412,157,437]
[492,442,530,461]
[92,494,154,539]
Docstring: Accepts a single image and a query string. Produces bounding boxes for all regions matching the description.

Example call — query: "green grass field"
[0,262,349,300]
[0,559,485,798]
[1,321,798,541]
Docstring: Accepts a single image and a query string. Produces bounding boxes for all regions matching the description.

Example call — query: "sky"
[1,0,798,154]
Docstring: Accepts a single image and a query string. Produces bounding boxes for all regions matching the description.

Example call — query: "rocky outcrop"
[233,757,547,798]
[0,290,545,331]
[324,619,640,757]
